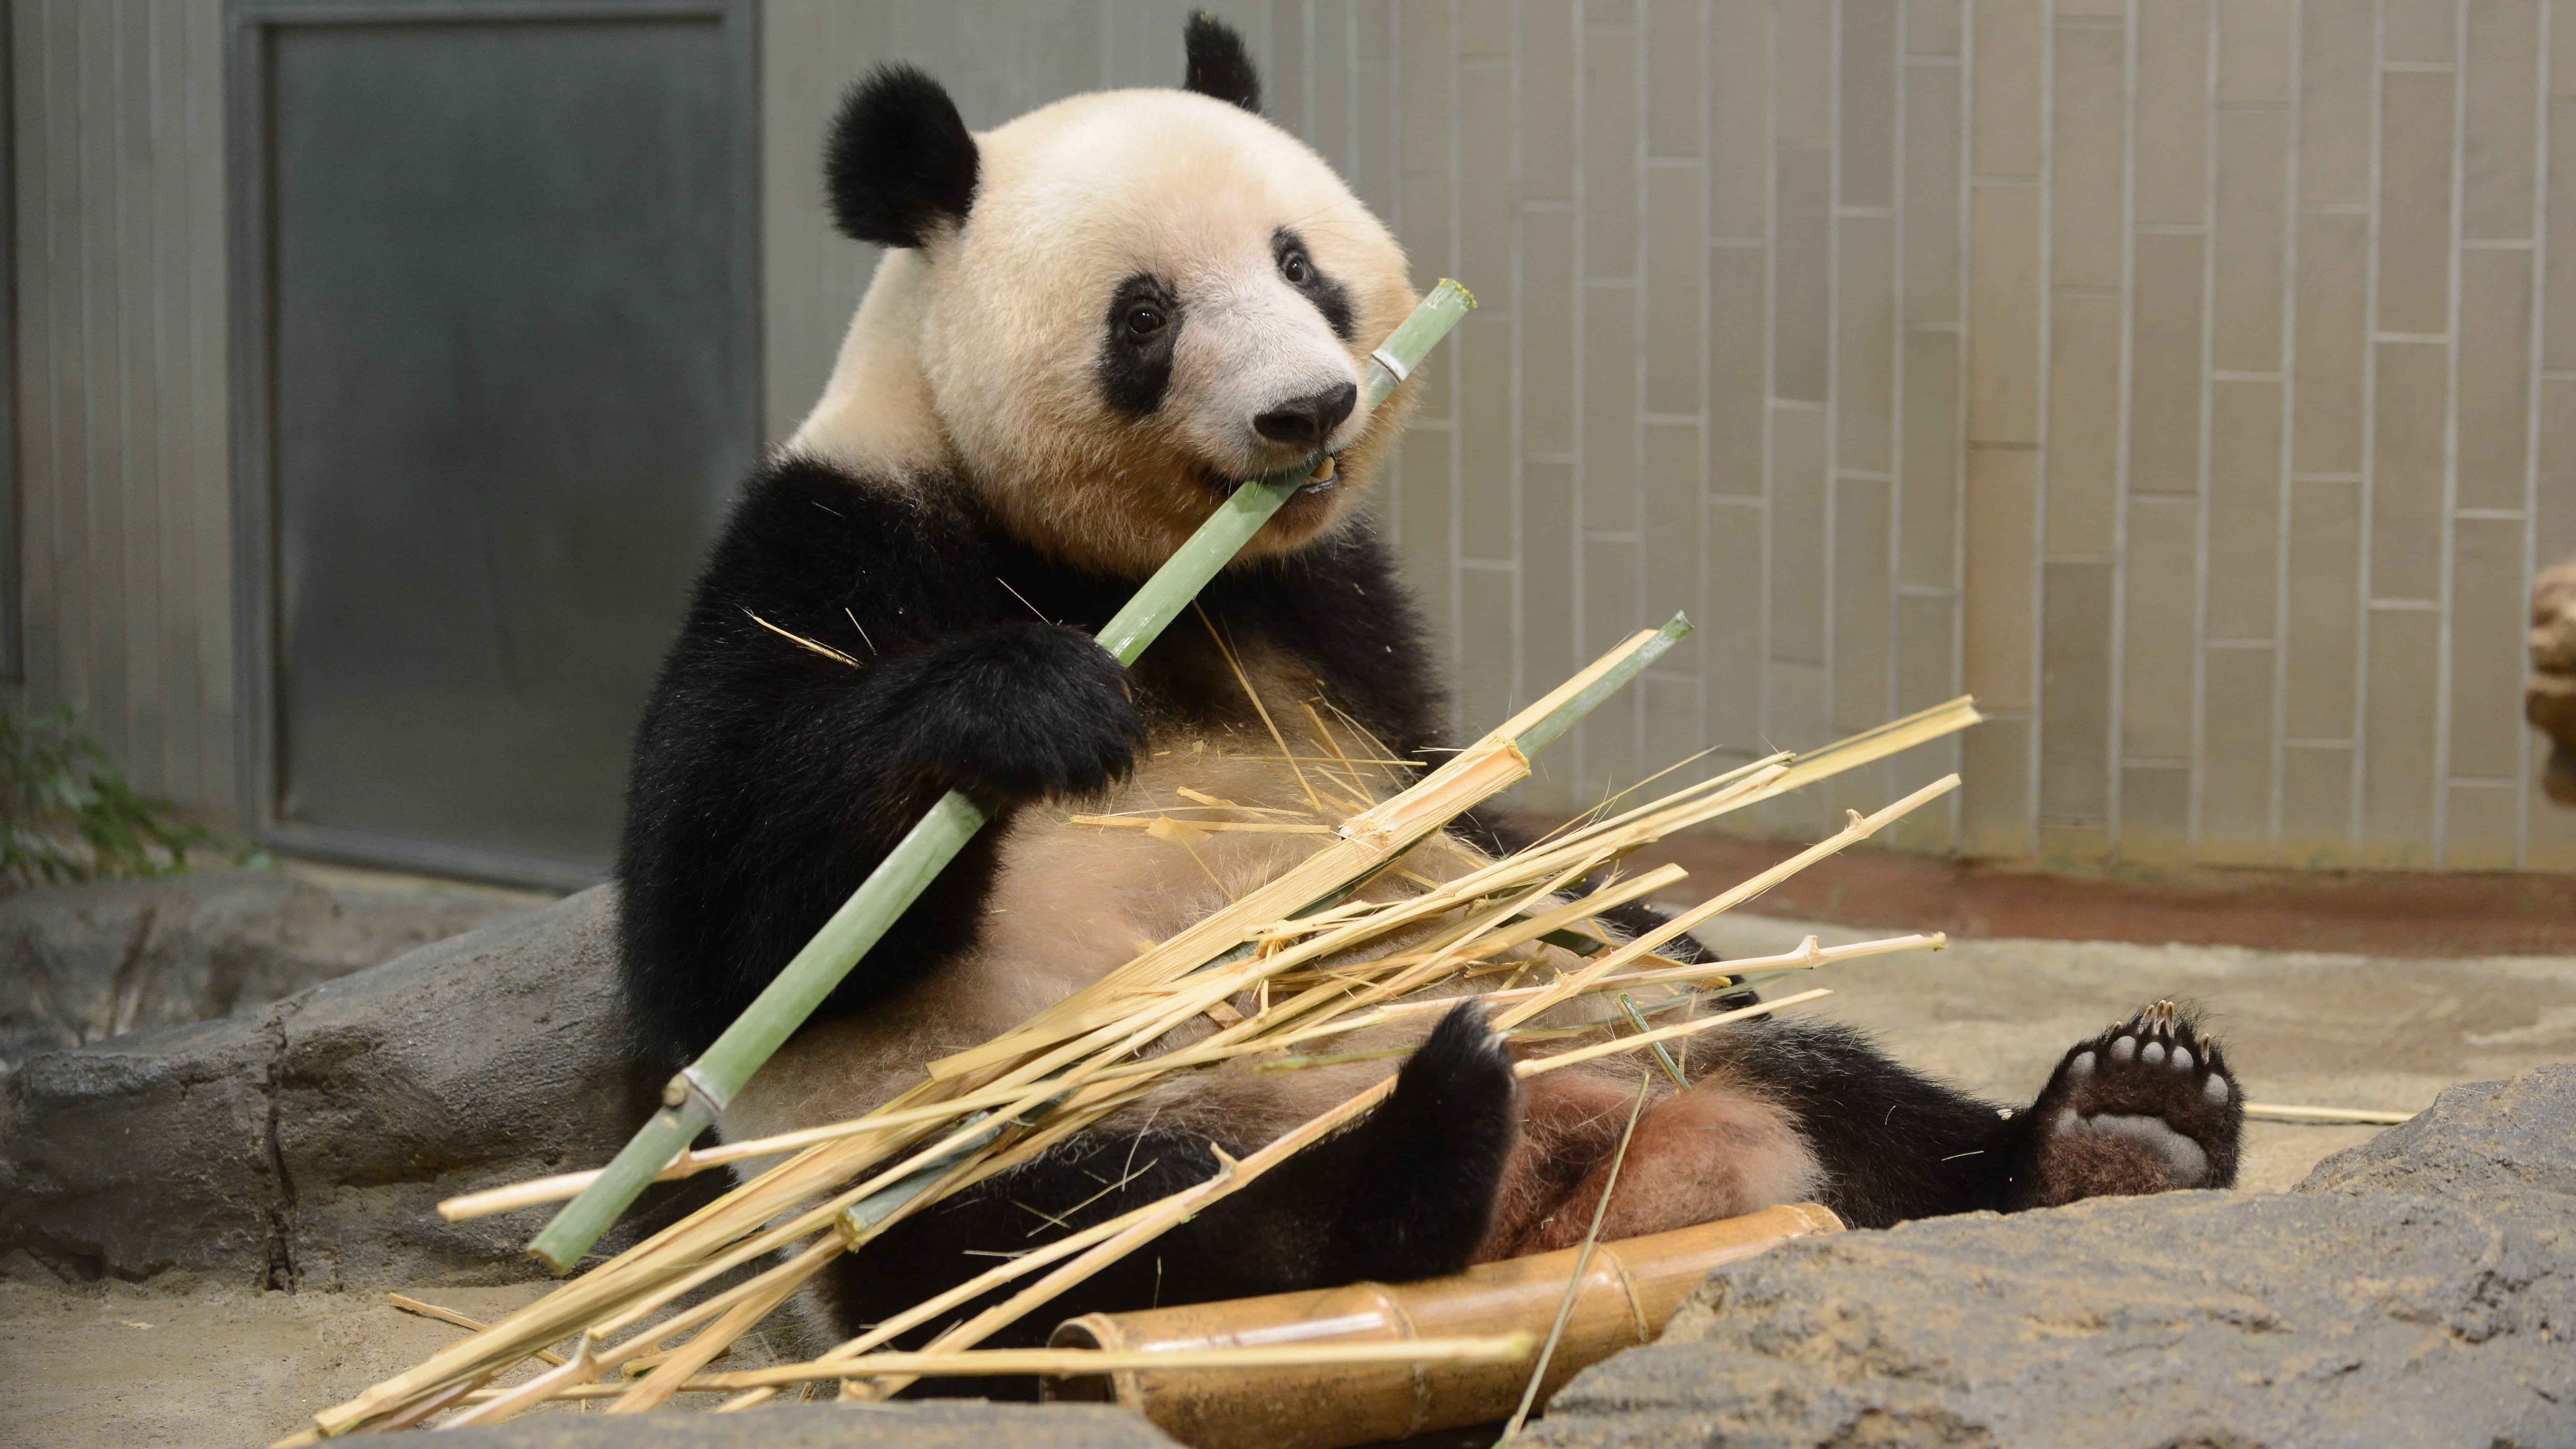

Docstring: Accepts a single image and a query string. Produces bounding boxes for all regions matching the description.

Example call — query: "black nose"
[1252,382,1359,448]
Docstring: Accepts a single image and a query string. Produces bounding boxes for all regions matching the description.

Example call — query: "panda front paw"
[893,621,1146,802]
[2021,999,2242,1207]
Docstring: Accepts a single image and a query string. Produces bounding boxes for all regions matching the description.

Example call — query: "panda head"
[806,16,1419,576]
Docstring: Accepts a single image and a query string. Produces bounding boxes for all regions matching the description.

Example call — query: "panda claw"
[2020,999,2242,1207]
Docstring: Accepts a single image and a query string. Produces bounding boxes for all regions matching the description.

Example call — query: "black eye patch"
[1097,273,1182,417]
[1273,227,1354,341]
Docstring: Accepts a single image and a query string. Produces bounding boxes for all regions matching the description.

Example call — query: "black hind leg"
[815,1002,1518,1392]
[2016,999,2241,1206]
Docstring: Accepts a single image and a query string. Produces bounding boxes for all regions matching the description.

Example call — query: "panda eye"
[1281,250,1314,286]
[1123,304,1166,341]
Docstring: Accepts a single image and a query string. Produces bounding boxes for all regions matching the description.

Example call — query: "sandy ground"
[6,917,2572,1448]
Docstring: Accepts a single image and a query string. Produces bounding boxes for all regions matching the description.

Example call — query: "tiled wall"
[766,1,2576,872]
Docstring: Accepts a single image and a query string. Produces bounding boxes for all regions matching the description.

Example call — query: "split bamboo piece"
[528,281,1479,1273]
[1046,1205,1844,1449]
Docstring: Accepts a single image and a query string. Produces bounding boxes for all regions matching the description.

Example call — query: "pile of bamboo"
[287,622,1979,1440]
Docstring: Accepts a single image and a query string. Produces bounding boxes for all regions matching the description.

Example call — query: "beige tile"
[2207,380,2284,639]
[1774,142,1834,403]
[1642,420,1704,594]
[1776,0,1832,143]
[2041,560,2114,823]
[2056,0,2124,16]
[1357,18,1397,219]
[2299,0,2375,208]
[1642,672,1710,791]
[2199,646,2279,862]
[1897,591,1960,709]
[2456,248,2534,512]
[2123,496,2201,760]
[1761,662,1833,835]
[1522,209,1577,457]
[1645,0,1702,158]
[2378,70,2459,338]
[2212,108,2290,374]
[2559,0,2576,100]
[1705,499,1766,750]
[2051,19,2127,291]
[2445,781,2521,870]
[1709,245,1767,494]
[1837,477,1895,731]
[1400,0,1452,176]
[2283,477,2362,739]
[1770,406,1831,665]
[1644,169,1705,416]
[1583,283,1640,521]
[2280,742,2355,864]
[1460,314,1515,560]
[1401,171,1454,319]
[1909,0,1964,57]
[2361,606,2441,866]
[1522,0,1578,203]
[1904,59,1965,326]
[2383,0,2457,65]
[2136,0,2211,225]
[2129,231,2209,496]
[1901,329,1963,587]
[1585,24,1639,278]
[2448,515,2530,778]
[1839,215,1897,475]
[1523,458,1580,697]
[2292,211,2370,474]
[1961,713,2034,856]
[1843,0,1900,208]
[2463,0,2540,241]
[1457,566,1520,743]
[2217,0,2294,106]
[2552,104,2576,371]
[1974,0,2047,177]
[1588,0,1639,23]
[1396,424,1455,634]
[1711,0,1770,237]
[1968,183,2044,444]
[1459,63,1515,307]
[2047,292,2124,557]
[2121,764,2193,865]
[1460,0,1515,58]
[1584,538,1645,790]
[2369,340,2449,604]
[2543,377,2576,564]
[1964,447,2039,709]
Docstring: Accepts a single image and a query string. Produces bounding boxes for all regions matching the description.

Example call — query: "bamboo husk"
[307,629,1981,1438]
[1046,1205,1844,1449]
[2242,1102,2416,1124]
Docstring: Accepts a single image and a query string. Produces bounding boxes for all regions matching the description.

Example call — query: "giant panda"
[616,15,2244,1379]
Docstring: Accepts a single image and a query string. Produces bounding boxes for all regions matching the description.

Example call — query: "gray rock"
[0,886,720,1289]
[1529,1065,2576,1449]
[0,869,541,1073]
[430,1403,1180,1449]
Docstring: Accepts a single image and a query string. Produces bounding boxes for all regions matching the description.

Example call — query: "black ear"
[824,64,979,248]
[1182,13,1262,113]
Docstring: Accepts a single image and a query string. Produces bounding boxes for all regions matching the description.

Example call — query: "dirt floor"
[6,913,2572,1448]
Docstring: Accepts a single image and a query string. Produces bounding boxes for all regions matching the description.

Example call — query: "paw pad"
[2024,999,2243,1205]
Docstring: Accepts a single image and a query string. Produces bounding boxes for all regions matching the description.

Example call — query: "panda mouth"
[1200,451,1343,500]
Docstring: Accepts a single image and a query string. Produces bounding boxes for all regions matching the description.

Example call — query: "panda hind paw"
[2022,1000,2243,1207]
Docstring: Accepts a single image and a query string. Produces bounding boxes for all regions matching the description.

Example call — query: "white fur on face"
[789,88,1418,575]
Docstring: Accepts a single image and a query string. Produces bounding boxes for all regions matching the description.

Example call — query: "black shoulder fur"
[614,457,1445,1066]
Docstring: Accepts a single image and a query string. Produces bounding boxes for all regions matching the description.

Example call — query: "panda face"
[920,88,1417,576]
[796,29,1419,578]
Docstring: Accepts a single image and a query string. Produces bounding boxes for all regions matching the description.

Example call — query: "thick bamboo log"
[1043,1202,1843,1449]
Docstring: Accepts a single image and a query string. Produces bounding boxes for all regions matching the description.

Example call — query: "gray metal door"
[228,0,757,887]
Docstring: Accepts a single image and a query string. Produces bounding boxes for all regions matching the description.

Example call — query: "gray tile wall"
[764,1,2576,871]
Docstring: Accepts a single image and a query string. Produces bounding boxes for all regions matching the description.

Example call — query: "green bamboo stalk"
[529,281,1476,1273]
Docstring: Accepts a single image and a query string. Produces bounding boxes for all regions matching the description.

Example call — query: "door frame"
[224,0,759,889]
